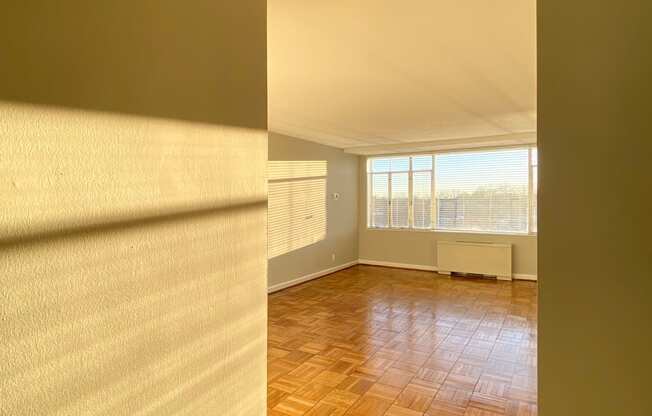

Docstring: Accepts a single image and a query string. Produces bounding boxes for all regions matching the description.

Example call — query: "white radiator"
[437,241,512,281]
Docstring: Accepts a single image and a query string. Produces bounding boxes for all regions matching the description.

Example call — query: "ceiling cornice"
[343,132,537,155]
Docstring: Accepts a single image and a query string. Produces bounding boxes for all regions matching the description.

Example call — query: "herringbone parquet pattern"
[268,265,537,416]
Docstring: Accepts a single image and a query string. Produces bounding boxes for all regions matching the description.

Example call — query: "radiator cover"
[437,241,513,281]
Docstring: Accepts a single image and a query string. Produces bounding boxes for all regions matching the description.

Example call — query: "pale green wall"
[268,133,359,288]
[539,0,652,414]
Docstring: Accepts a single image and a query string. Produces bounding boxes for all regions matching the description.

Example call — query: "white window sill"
[366,227,537,237]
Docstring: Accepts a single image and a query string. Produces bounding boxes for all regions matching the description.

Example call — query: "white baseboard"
[268,260,536,293]
[359,259,537,281]
[512,273,538,281]
[357,259,439,272]
[268,260,359,293]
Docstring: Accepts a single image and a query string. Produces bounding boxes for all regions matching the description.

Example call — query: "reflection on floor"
[267,265,537,416]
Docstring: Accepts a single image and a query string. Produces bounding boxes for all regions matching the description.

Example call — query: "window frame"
[366,145,538,236]
[529,147,538,234]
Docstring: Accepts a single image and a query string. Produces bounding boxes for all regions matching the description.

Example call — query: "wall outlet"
[331,253,336,262]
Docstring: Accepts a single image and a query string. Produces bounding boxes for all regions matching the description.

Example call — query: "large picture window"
[367,147,537,234]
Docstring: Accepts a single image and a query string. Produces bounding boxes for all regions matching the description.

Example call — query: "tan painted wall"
[268,133,359,288]
[0,2,268,415]
[358,158,538,276]
[538,1,652,415]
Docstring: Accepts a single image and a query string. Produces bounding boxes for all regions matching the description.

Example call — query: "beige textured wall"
[538,1,651,415]
[0,2,268,415]
[268,133,359,288]
[358,158,538,276]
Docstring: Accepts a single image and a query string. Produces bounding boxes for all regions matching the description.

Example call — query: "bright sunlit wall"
[0,1,268,413]
[0,102,268,415]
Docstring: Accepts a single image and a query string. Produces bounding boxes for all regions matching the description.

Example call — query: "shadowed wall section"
[0,1,267,129]
[0,1,268,415]
[539,0,651,414]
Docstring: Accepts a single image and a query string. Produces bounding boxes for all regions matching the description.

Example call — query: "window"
[412,155,433,229]
[268,161,327,258]
[530,148,538,233]
[367,146,538,234]
[368,157,411,228]
[435,148,530,233]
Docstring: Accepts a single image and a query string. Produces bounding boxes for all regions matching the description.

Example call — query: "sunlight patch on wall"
[268,161,327,259]
[0,101,268,415]
[0,101,267,242]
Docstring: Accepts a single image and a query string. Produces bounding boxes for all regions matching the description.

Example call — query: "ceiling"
[268,0,537,155]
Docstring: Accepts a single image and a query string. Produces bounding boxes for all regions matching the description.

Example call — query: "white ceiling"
[268,0,537,155]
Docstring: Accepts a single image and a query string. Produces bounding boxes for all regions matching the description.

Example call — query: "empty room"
[1,1,649,416]
[267,2,537,415]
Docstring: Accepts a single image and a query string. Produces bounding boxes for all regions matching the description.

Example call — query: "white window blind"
[268,161,327,258]
[369,173,389,227]
[368,157,410,228]
[435,148,529,233]
[390,172,409,228]
[367,146,537,234]
[412,155,433,229]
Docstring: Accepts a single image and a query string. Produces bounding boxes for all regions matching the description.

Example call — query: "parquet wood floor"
[268,265,537,416]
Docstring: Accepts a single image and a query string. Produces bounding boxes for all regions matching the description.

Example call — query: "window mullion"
[431,154,437,230]
[387,172,392,228]
[367,158,372,228]
[408,158,414,228]
[528,147,533,234]
[367,172,372,227]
